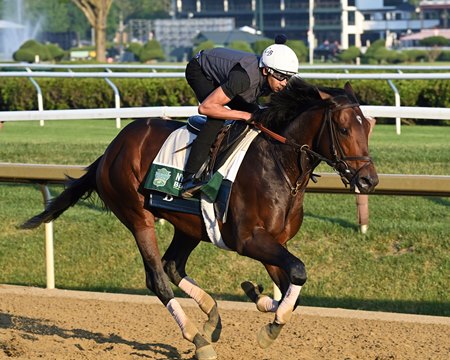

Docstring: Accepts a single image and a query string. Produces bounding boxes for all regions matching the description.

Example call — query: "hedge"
[0,78,197,111]
[0,77,448,124]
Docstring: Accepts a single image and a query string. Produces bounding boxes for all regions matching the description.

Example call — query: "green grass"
[0,120,449,316]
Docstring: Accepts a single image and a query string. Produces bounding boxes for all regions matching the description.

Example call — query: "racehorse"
[21,78,378,360]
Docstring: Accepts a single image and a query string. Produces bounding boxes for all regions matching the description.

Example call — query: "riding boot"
[182,118,223,198]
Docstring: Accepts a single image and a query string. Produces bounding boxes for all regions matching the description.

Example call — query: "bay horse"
[21,78,378,360]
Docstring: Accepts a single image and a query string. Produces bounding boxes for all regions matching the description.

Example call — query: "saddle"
[187,115,250,180]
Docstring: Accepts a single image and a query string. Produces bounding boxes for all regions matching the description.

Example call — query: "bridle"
[253,98,374,194]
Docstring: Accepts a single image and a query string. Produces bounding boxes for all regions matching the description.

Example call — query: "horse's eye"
[339,127,349,136]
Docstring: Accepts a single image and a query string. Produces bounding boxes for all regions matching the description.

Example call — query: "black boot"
[182,118,223,198]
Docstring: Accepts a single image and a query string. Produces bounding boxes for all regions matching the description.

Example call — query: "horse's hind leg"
[162,230,222,343]
[133,227,217,360]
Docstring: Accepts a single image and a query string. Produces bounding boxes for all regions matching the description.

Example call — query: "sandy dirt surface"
[0,285,449,360]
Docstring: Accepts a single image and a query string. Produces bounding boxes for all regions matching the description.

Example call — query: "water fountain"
[0,0,41,61]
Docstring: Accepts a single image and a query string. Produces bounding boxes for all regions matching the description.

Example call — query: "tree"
[419,36,449,47]
[286,40,308,63]
[193,41,215,55]
[252,39,273,55]
[338,46,361,64]
[70,0,113,62]
[228,41,254,53]
[139,40,165,62]
[113,0,171,21]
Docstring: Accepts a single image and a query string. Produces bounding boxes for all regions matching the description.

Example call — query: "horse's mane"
[253,77,347,131]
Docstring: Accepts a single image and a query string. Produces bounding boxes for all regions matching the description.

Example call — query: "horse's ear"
[366,115,376,137]
[344,81,358,103]
[318,89,332,100]
[344,81,353,93]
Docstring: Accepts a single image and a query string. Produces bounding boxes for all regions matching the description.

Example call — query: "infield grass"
[0,120,449,316]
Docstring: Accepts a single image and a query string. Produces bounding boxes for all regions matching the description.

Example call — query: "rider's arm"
[198,88,252,121]
[198,65,253,121]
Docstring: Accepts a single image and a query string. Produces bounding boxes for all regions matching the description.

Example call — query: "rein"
[252,100,373,193]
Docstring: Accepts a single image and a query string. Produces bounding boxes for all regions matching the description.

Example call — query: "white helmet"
[259,44,299,75]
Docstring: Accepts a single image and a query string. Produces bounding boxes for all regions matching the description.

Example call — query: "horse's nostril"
[357,177,373,192]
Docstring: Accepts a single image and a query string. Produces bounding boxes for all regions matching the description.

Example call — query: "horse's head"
[253,78,378,193]
[314,82,379,193]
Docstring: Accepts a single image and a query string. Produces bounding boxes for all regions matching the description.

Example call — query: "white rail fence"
[1,64,450,134]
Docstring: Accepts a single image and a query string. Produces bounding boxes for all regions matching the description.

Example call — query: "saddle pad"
[143,125,195,196]
[144,124,259,249]
[144,124,259,200]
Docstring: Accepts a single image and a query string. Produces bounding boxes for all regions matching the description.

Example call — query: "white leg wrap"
[179,277,215,314]
[166,298,198,342]
[256,295,279,313]
[274,284,302,325]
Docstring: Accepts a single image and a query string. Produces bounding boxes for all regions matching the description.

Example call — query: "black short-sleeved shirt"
[220,64,263,113]
[221,64,251,99]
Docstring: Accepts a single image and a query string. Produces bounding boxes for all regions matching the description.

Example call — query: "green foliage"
[362,39,386,64]
[126,42,143,58]
[252,39,273,55]
[114,0,171,20]
[419,36,449,47]
[0,79,36,111]
[13,40,65,63]
[227,41,254,53]
[0,76,449,124]
[437,50,450,61]
[338,46,361,63]
[116,79,196,107]
[286,40,308,63]
[13,40,52,62]
[403,49,428,62]
[385,50,407,64]
[139,40,165,62]
[25,0,71,32]
[46,43,66,62]
[193,40,215,55]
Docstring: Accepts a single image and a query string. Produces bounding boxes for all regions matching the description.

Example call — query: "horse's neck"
[273,109,325,182]
[284,108,324,147]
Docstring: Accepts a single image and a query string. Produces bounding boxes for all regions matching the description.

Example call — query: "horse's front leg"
[238,228,306,349]
[241,263,291,313]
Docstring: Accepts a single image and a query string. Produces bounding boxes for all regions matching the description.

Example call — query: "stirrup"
[181,179,206,198]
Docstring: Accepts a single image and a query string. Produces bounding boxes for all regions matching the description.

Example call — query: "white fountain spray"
[0,0,41,61]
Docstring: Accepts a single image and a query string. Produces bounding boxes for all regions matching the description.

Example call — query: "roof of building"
[194,29,270,45]
[400,28,450,41]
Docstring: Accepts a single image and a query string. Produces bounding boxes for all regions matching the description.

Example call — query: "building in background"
[172,0,444,50]
[128,18,235,61]
[193,28,270,48]
[419,0,450,28]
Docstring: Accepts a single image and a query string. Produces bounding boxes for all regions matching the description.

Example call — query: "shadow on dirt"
[0,313,192,359]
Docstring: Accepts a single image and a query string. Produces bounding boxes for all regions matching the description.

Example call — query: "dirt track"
[0,285,449,360]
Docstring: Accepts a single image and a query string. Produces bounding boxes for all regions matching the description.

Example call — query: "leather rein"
[252,101,374,194]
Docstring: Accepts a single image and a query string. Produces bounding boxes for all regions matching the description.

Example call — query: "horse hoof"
[241,281,263,303]
[195,344,217,360]
[257,323,283,349]
[203,304,222,342]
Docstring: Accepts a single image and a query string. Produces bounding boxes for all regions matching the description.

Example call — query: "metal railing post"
[38,184,55,289]
[387,79,401,135]
[105,68,121,128]
[25,67,44,126]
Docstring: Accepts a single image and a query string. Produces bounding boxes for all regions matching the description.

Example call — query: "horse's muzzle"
[355,173,379,193]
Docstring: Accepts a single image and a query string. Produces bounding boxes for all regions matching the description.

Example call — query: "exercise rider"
[182,35,299,198]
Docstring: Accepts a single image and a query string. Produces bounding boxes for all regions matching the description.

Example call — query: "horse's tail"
[20,156,102,229]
